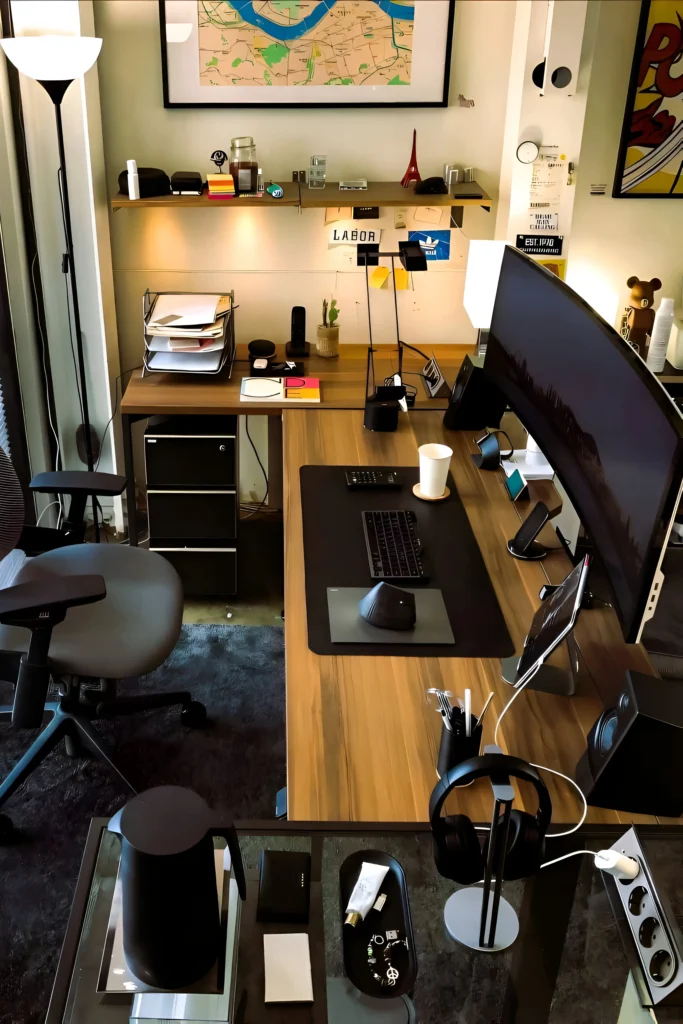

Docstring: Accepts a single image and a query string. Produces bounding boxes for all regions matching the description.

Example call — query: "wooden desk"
[283,409,658,826]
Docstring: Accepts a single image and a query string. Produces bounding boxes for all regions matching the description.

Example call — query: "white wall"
[568,0,683,325]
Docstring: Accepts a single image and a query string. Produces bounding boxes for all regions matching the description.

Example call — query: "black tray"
[339,850,417,999]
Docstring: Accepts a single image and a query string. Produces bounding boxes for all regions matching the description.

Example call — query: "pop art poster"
[614,0,683,196]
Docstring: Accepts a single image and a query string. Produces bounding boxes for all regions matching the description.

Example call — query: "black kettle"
[108,786,246,990]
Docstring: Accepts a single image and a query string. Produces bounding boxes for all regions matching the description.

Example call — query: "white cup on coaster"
[418,443,453,498]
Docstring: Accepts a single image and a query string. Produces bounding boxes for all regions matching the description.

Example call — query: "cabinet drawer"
[148,490,237,542]
[145,435,236,488]
[152,548,237,597]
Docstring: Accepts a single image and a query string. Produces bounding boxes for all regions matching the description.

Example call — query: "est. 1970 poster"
[614,0,683,197]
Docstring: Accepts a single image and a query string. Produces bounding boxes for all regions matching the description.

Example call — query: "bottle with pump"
[646,297,675,373]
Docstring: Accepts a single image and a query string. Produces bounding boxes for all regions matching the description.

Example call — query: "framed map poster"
[613,0,683,197]
[159,0,455,107]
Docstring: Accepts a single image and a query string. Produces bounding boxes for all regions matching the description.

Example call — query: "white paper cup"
[418,443,453,498]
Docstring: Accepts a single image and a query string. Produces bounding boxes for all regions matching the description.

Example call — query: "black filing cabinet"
[145,415,238,596]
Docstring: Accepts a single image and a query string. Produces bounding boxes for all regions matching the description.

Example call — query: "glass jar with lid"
[229,136,258,194]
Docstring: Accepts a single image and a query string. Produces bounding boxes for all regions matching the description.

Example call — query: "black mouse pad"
[300,465,514,657]
[327,587,454,644]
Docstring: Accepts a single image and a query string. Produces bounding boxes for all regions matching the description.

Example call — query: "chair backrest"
[0,445,24,560]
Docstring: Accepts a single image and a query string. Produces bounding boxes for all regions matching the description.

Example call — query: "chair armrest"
[30,470,126,497]
[0,575,106,621]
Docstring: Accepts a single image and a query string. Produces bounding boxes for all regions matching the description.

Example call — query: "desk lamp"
[1,35,102,479]
[463,240,507,356]
[360,242,427,431]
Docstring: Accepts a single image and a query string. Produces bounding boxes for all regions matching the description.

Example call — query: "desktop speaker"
[363,387,403,432]
[575,670,683,817]
[443,354,506,431]
[286,306,310,358]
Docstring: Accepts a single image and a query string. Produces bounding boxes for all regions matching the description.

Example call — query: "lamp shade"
[463,240,508,330]
[0,35,101,81]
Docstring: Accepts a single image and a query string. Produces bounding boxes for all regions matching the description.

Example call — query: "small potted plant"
[317,298,340,358]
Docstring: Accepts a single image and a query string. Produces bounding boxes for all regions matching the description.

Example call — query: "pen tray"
[339,850,417,999]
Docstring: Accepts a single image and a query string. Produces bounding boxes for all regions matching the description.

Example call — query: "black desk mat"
[300,466,514,657]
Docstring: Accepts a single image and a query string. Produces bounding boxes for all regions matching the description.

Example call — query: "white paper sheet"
[149,294,221,328]
[263,933,313,1003]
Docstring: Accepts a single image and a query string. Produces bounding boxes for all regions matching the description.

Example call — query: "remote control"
[345,469,403,489]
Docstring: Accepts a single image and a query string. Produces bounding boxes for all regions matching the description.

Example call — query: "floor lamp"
[0,35,102,483]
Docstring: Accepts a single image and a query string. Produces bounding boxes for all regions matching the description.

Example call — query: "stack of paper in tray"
[207,174,235,199]
[144,293,232,372]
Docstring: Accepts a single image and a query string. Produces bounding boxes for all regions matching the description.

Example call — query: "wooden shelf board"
[111,182,300,210]
[300,180,491,208]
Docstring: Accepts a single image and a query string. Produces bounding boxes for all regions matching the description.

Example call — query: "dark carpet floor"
[0,624,285,1024]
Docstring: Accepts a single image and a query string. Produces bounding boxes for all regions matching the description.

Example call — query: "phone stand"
[507,502,550,561]
[471,430,513,471]
[507,537,547,560]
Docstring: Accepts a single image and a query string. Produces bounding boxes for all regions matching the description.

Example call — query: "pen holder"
[437,717,483,780]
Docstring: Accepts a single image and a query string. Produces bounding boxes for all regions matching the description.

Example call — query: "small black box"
[257,850,311,923]
[171,170,203,195]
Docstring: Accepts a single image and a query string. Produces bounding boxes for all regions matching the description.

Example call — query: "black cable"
[62,271,86,429]
[58,169,85,429]
[241,416,269,520]
[401,341,431,362]
[95,364,143,471]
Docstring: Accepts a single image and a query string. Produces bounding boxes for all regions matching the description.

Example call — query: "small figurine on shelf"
[401,129,421,187]
[210,149,228,174]
[317,298,340,358]
[625,275,662,353]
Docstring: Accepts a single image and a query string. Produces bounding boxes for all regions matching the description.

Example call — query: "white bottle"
[646,297,675,373]
[127,159,140,201]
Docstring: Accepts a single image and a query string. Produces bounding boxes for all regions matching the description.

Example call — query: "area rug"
[0,624,285,1024]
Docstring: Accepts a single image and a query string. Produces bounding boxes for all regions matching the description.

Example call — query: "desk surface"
[120,344,469,416]
[283,409,659,826]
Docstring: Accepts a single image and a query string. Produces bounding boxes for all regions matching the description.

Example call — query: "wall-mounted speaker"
[575,670,683,817]
[532,0,588,97]
[442,354,506,431]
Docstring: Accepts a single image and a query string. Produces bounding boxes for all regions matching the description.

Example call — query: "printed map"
[198,0,414,88]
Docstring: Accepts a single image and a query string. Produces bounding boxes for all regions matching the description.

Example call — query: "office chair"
[0,446,205,841]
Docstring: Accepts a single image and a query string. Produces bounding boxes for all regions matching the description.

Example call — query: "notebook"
[263,933,314,1003]
[240,377,321,403]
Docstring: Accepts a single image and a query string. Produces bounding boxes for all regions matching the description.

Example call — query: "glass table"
[46,821,683,1024]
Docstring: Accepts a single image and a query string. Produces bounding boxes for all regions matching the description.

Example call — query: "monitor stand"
[501,635,582,697]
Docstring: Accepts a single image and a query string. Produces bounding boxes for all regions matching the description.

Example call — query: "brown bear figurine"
[626,276,662,351]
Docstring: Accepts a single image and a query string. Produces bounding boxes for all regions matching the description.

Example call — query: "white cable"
[36,499,61,526]
[493,661,541,745]
[531,762,588,838]
[541,849,595,870]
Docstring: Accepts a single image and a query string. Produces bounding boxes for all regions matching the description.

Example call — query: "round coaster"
[412,483,450,502]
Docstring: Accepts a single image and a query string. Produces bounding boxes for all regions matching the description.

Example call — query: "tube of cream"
[344,862,390,927]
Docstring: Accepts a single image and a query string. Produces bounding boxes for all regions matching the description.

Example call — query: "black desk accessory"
[118,167,171,198]
[362,509,427,581]
[210,149,228,173]
[257,850,311,924]
[576,670,683,817]
[602,826,683,1008]
[443,354,507,430]
[429,749,552,951]
[345,469,403,489]
[414,176,448,195]
[107,786,246,991]
[508,501,550,560]
[428,689,483,779]
[250,361,304,378]
[171,170,203,195]
[421,356,450,399]
[353,206,380,219]
[359,582,416,630]
[286,305,310,358]
[339,851,417,999]
[471,429,513,470]
[501,556,591,697]
[248,338,276,362]
[503,466,529,502]
[300,465,513,657]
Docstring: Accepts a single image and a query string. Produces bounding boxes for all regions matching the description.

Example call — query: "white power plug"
[594,850,640,880]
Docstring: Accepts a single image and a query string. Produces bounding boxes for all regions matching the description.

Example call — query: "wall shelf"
[110,180,491,214]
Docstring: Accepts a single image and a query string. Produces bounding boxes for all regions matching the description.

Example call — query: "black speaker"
[575,670,683,817]
[443,354,506,431]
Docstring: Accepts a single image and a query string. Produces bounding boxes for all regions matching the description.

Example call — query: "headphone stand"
[443,759,520,951]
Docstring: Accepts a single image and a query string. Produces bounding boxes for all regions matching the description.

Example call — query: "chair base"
[0,687,201,823]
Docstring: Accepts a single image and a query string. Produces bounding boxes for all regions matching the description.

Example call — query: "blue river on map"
[228,0,415,42]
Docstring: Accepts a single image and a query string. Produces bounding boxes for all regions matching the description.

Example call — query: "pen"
[476,692,495,730]
[464,689,471,737]
[440,709,453,732]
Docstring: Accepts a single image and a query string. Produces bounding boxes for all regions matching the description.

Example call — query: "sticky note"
[394,268,409,290]
[370,267,390,289]
[325,206,352,223]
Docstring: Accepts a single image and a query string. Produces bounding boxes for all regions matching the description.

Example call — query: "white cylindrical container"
[418,443,453,498]
[127,159,140,201]
[646,297,675,373]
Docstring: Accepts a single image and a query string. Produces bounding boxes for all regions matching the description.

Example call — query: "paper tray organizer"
[142,289,236,378]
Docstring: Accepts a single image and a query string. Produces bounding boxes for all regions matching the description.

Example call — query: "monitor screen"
[484,247,683,642]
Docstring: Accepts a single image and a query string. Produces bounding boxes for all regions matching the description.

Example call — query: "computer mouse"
[358,582,416,631]
[414,176,448,195]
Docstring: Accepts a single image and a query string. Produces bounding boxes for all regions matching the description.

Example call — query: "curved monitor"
[484,247,683,643]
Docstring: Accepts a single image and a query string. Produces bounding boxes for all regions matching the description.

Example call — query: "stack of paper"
[207,174,235,199]
[144,293,233,373]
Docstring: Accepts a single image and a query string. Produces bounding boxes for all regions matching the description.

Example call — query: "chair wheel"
[181,701,207,728]
[0,813,19,844]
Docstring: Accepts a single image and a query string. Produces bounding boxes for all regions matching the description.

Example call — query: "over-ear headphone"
[429,752,552,884]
